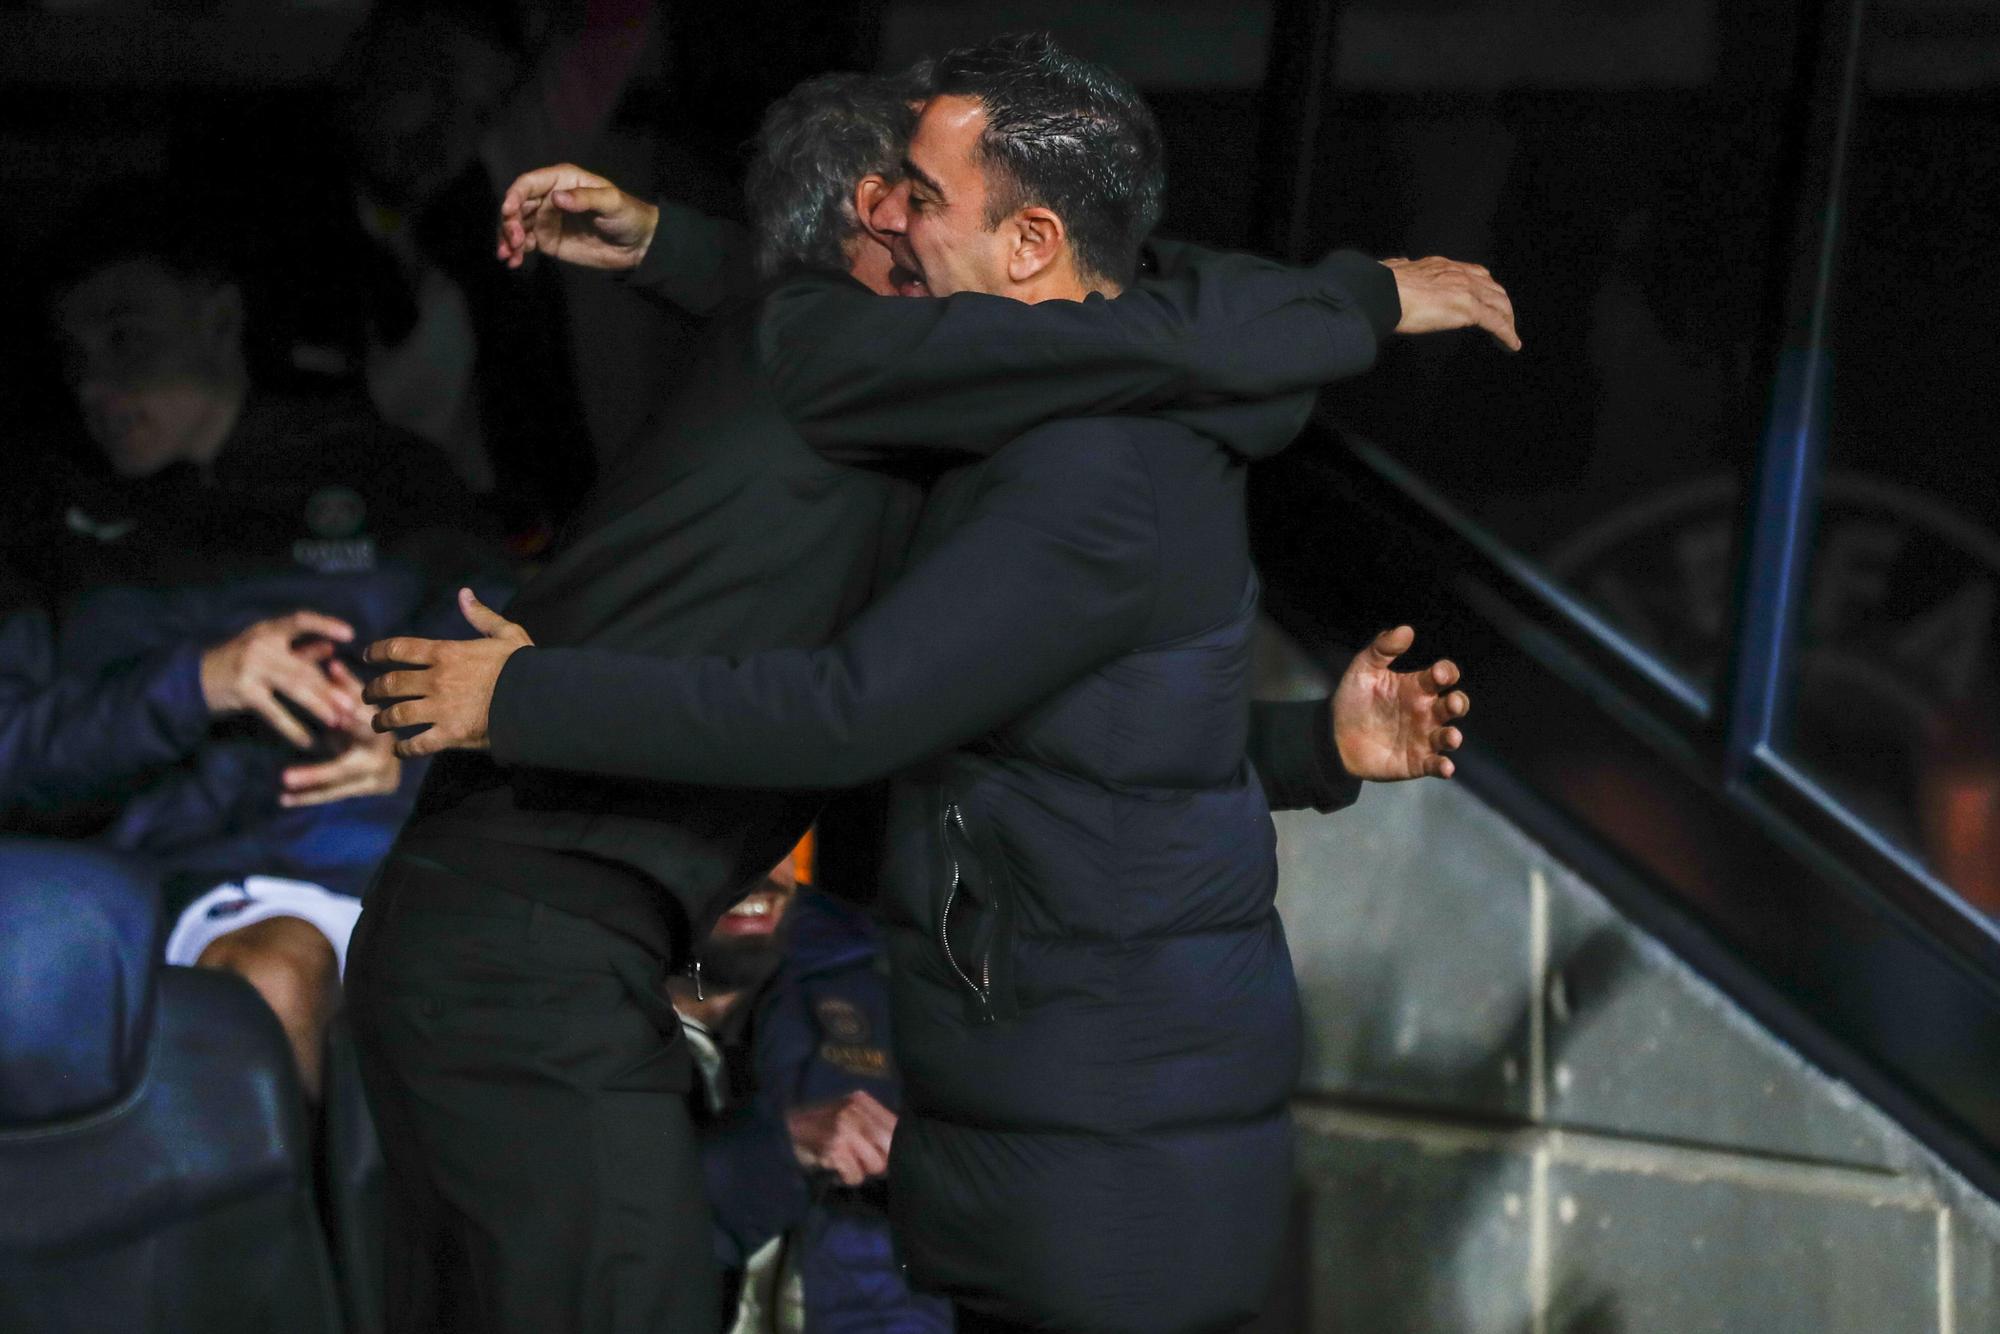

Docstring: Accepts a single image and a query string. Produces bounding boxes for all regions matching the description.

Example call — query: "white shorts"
[164,877,364,980]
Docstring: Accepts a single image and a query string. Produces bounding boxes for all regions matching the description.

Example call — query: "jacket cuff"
[1318,250,1401,341]
[486,645,543,765]
[157,641,217,748]
[1262,696,1363,815]
[619,200,684,292]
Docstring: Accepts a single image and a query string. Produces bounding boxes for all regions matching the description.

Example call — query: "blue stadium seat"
[0,840,342,1332]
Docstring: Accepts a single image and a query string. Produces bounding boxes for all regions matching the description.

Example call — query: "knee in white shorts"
[164,877,364,979]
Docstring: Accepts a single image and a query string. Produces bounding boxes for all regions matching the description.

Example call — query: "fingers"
[279,746,393,807]
[370,699,431,734]
[553,184,624,216]
[828,1094,895,1181]
[1452,262,1519,351]
[362,669,428,705]
[1391,257,1522,350]
[840,1125,891,1179]
[498,164,611,265]
[498,164,603,229]
[1429,658,1460,691]
[270,655,352,731]
[325,657,365,699]
[281,772,382,807]
[248,691,316,750]
[458,587,524,641]
[1367,624,1416,668]
[849,1090,897,1152]
[281,749,360,792]
[363,636,441,667]
[394,729,449,760]
[279,610,354,644]
[1475,281,1522,352]
[827,1149,869,1188]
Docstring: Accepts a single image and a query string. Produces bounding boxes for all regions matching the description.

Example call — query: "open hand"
[200,610,357,749]
[1383,256,1521,352]
[1331,626,1469,781]
[363,589,532,758]
[281,661,402,807]
[786,1089,897,1187]
[496,163,660,271]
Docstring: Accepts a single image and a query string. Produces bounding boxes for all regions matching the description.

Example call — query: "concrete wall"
[1257,625,2000,1333]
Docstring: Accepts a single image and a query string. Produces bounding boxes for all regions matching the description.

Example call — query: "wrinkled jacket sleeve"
[1246,697,1362,814]
[620,200,760,317]
[761,246,1400,463]
[0,608,211,812]
[490,424,1158,786]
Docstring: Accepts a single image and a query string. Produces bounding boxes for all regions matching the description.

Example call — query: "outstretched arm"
[367,426,1159,783]
[1243,624,1470,814]
[762,246,1399,463]
[0,612,209,812]
[0,608,358,813]
[496,164,756,316]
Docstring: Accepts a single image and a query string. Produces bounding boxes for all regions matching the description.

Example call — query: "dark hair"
[930,32,1163,287]
[744,69,926,279]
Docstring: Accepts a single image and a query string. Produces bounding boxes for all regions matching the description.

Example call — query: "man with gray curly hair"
[744,67,931,281]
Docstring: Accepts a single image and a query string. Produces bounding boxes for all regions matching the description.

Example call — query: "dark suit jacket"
[399,239,1396,952]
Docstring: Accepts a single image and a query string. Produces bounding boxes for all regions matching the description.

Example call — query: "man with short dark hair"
[347,62,1460,1334]
[2,186,504,1101]
[366,37,1511,1334]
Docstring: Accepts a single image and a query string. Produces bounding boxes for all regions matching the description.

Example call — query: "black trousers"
[346,854,720,1334]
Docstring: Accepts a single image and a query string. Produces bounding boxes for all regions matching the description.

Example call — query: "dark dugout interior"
[4,0,2000,1249]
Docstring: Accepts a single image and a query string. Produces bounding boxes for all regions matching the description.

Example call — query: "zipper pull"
[692,957,705,1002]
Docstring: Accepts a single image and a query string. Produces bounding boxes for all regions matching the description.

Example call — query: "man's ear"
[854,174,894,242]
[1005,207,1065,285]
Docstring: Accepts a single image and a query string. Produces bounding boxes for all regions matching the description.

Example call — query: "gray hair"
[744,69,928,279]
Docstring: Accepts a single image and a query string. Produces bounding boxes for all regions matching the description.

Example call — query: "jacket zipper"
[940,800,996,1021]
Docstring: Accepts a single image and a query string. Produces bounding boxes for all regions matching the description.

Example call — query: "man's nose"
[873,181,909,237]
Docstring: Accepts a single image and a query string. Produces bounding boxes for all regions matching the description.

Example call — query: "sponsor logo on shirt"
[305,485,368,539]
[816,997,869,1043]
[819,1042,891,1078]
[293,537,377,573]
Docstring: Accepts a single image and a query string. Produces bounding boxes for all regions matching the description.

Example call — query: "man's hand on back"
[1330,626,1469,782]
[200,611,357,749]
[496,163,660,272]
[1383,256,1522,352]
[786,1089,898,1187]
[364,588,533,758]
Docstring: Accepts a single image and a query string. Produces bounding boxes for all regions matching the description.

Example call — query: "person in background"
[674,835,953,1334]
[13,180,504,612]
[0,566,409,1100]
[0,182,508,1101]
